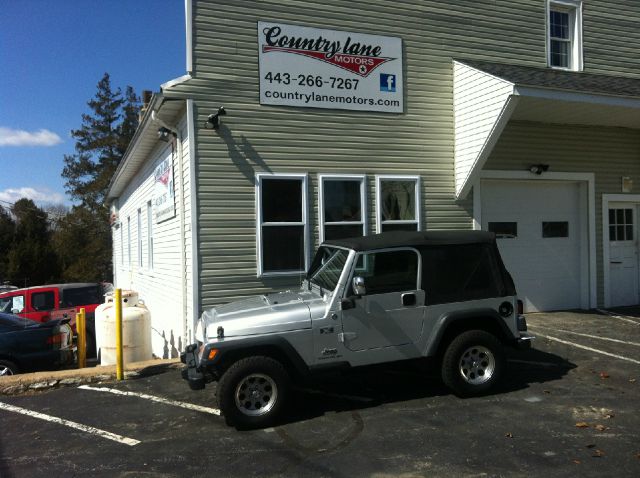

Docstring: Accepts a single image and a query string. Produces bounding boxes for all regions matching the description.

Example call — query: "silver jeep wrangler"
[182,231,533,428]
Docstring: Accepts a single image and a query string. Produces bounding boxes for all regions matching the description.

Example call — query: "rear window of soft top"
[61,285,102,307]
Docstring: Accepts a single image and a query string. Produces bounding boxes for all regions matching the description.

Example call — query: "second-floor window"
[548,1,582,71]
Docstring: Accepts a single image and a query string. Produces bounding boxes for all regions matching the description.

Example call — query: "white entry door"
[608,204,639,307]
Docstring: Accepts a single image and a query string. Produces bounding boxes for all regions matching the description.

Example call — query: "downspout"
[151,109,189,351]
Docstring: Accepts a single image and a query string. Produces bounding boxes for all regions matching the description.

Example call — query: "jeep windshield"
[307,246,350,292]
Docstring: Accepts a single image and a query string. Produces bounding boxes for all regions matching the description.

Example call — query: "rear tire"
[442,330,504,397]
[217,356,290,429]
[0,359,19,376]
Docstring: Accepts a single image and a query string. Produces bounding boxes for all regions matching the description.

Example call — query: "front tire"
[0,359,19,376]
[217,356,290,428]
[442,330,505,397]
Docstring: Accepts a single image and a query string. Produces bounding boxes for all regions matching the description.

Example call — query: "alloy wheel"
[458,345,496,385]
[234,373,278,417]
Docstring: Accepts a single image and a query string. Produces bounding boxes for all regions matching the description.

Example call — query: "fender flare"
[200,335,310,378]
[424,308,515,357]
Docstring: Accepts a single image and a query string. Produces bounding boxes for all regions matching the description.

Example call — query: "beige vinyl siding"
[113,113,193,356]
[183,0,544,307]
[485,120,640,305]
[582,1,640,77]
[163,0,640,309]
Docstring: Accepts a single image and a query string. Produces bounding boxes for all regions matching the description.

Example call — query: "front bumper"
[180,343,205,390]
[515,332,535,350]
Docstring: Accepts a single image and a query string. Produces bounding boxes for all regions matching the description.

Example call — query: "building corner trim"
[187,99,200,330]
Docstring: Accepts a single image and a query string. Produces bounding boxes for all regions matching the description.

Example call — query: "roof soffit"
[454,60,640,199]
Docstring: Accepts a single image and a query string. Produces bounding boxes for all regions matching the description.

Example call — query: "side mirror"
[352,276,366,296]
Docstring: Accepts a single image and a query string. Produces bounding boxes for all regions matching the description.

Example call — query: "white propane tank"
[95,290,152,365]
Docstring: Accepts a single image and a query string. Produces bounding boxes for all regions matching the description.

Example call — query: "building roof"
[459,60,640,98]
[323,230,496,251]
[106,92,186,202]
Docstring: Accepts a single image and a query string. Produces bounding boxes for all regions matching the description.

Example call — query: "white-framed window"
[127,216,131,268]
[375,175,421,233]
[147,201,154,269]
[120,225,124,265]
[319,174,366,242]
[137,208,143,268]
[547,0,583,71]
[256,173,309,276]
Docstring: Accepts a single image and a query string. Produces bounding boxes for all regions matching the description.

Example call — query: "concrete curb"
[0,358,182,396]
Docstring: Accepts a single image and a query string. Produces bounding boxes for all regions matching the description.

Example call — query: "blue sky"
[0,0,186,207]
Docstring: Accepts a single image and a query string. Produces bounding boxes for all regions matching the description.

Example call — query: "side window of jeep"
[420,244,503,305]
[31,291,56,311]
[356,249,419,295]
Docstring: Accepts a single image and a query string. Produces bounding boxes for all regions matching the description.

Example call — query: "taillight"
[517,299,524,315]
[48,324,72,348]
[47,334,64,346]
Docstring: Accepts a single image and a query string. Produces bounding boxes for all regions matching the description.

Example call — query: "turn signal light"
[207,348,219,360]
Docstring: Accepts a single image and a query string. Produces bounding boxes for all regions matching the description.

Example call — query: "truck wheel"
[442,330,504,397]
[0,360,19,376]
[217,356,290,428]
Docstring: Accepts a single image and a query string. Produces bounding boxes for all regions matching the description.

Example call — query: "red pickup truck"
[0,283,109,358]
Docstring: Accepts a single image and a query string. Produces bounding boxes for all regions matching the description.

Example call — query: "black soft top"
[323,230,496,252]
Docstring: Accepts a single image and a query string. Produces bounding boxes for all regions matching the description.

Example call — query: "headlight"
[195,320,205,343]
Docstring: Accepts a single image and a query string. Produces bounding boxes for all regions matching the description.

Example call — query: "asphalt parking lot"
[1,309,639,478]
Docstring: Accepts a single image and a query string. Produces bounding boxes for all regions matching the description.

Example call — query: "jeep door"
[340,248,425,351]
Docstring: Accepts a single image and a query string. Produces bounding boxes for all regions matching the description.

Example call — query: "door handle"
[402,293,416,306]
[610,261,623,264]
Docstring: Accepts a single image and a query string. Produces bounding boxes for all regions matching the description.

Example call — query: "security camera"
[205,107,227,130]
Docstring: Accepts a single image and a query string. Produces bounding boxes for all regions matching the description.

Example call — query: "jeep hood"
[201,290,323,338]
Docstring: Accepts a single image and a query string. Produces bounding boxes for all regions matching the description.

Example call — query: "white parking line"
[596,309,640,325]
[79,385,221,415]
[0,401,140,446]
[533,332,640,365]
[530,325,640,347]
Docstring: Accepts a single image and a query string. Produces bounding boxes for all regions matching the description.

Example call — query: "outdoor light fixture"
[157,127,175,142]
[529,164,549,175]
[204,107,226,130]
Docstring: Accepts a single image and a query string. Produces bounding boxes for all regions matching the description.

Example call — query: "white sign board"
[258,22,403,113]
[153,156,175,223]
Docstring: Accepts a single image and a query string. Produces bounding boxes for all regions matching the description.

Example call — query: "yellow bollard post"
[77,308,86,368]
[115,289,124,380]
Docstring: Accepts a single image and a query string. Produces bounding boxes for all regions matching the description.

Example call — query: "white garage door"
[481,180,586,312]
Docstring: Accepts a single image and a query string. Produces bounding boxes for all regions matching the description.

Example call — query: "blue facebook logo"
[380,73,396,92]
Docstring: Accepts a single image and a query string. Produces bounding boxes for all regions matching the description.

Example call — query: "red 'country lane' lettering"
[262,46,393,77]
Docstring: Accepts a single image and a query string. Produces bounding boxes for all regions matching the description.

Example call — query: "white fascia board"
[107,94,164,201]
[161,74,192,92]
[514,86,640,109]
